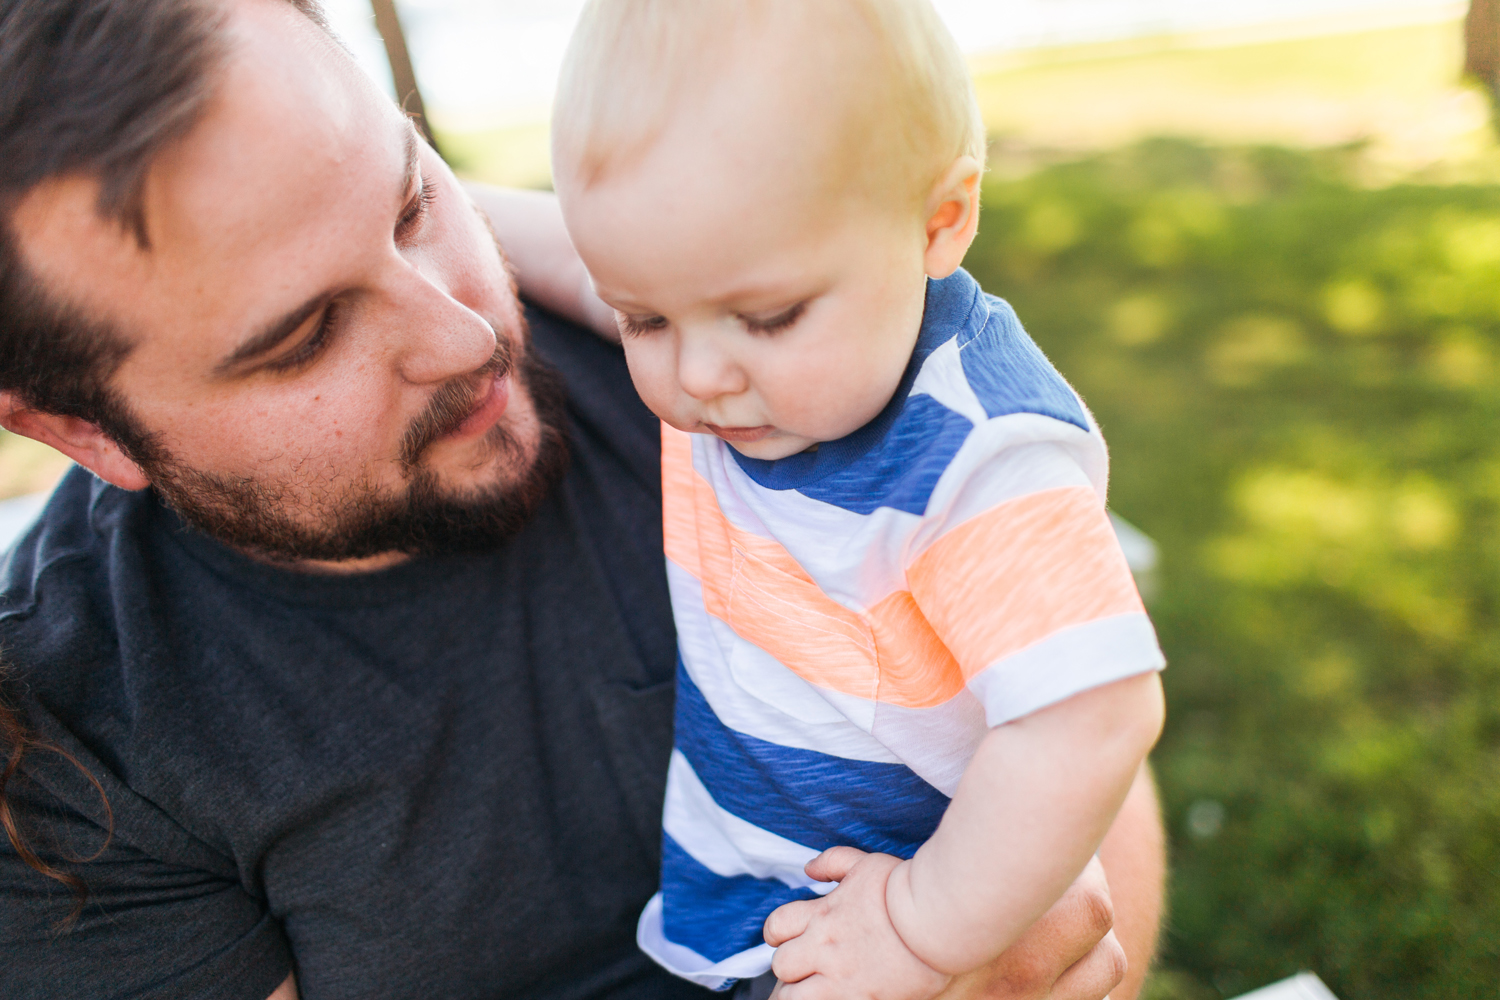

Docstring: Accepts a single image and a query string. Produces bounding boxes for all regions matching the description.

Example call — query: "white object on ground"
[1109,512,1158,577]
[0,491,49,552]
[1109,512,1160,601]
[1229,972,1341,1000]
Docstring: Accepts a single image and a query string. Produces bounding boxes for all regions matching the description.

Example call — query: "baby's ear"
[922,156,983,280]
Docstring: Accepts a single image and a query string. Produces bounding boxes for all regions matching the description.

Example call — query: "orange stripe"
[663,424,963,709]
[907,486,1145,678]
[661,425,703,579]
[662,429,1141,708]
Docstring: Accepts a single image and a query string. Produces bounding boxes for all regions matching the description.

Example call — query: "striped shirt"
[637,268,1166,990]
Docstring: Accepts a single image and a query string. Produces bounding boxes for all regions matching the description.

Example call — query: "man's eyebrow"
[215,292,331,375]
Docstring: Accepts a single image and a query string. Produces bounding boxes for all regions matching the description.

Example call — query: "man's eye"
[267,303,339,373]
[742,302,806,335]
[396,177,437,244]
[617,313,670,337]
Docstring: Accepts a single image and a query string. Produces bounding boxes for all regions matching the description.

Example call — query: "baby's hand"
[763,846,952,1000]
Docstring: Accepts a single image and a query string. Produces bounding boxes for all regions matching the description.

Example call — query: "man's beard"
[139,332,571,563]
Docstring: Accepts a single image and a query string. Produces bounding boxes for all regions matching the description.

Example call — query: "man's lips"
[448,370,511,440]
[702,424,774,443]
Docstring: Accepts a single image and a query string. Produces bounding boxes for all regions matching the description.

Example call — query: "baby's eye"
[742,302,806,335]
[617,313,670,337]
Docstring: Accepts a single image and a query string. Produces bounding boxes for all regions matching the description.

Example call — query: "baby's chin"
[718,431,821,461]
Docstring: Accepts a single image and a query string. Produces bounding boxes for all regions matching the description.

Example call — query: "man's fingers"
[1047,930,1127,1000]
[803,845,867,883]
[1018,856,1115,971]
[763,899,815,947]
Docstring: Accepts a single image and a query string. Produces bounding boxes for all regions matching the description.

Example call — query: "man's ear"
[0,392,150,491]
[922,156,984,280]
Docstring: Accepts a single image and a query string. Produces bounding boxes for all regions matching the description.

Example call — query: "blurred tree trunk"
[1466,0,1500,122]
[370,0,442,157]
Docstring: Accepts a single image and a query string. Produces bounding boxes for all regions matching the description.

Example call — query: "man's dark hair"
[0,0,327,920]
[0,0,328,462]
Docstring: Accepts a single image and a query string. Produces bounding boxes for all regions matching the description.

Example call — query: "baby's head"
[553,0,985,458]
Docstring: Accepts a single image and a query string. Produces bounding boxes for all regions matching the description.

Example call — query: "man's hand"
[764,847,951,1000]
[933,857,1126,1000]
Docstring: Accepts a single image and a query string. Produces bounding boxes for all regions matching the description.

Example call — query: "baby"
[550,1,1166,997]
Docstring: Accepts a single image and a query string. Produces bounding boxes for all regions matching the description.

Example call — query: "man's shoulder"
[0,468,140,609]
[0,468,149,685]
[526,305,661,490]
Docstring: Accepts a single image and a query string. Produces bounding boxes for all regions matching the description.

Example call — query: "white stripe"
[637,892,776,989]
[692,416,1109,609]
[867,692,988,796]
[690,433,918,611]
[909,422,1101,562]
[669,561,903,762]
[663,750,833,891]
[909,335,990,425]
[968,612,1167,726]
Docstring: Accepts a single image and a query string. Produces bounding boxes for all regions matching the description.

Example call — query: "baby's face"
[562,139,930,460]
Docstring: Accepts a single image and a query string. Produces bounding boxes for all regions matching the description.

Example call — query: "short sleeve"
[906,432,1166,727]
[0,754,292,1000]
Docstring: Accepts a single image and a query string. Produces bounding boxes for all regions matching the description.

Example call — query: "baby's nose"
[676,340,748,401]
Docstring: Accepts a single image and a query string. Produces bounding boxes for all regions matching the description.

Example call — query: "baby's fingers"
[769,917,830,987]
[763,898,816,948]
[803,845,868,883]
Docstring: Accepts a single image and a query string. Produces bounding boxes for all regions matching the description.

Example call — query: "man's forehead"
[12,0,410,344]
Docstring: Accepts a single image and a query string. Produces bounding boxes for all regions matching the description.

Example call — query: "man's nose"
[387,259,499,385]
[676,333,747,401]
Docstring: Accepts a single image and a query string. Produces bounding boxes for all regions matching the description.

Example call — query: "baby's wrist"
[883,859,954,974]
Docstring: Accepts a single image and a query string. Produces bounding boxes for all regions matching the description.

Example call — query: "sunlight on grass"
[972,19,1495,180]
[969,137,1500,998]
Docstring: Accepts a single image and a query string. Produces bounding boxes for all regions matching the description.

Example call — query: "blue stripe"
[959,296,1088,430]
[674,659,949,856]
[660,833,818,964]
[790,394,972,515]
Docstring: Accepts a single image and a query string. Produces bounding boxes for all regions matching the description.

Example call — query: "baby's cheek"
[621,340,687,424]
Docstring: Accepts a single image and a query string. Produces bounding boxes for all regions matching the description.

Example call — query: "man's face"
[10,0,565,567]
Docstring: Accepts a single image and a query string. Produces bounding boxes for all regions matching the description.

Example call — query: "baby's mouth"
[701,424,775,444]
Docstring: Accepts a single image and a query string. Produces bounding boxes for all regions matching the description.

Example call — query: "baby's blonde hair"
[552,0,985,206]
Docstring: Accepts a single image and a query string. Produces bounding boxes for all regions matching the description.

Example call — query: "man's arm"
[1096,764,1165,1000]
[463,183,618,339]
[267,974,298,1000]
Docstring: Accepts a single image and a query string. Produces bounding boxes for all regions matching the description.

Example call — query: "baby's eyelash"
[742,302,806,334]
[617,313,669,338]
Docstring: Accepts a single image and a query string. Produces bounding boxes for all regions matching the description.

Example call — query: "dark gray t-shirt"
[0,312,713,1000]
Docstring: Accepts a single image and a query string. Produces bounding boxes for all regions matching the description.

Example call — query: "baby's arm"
[766,674,1162,999]
[886,671,1164,975]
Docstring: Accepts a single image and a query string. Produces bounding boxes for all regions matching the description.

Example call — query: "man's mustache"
[400,332,516,468]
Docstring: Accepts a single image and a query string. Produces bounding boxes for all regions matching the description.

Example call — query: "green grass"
[967,138,1500,999]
